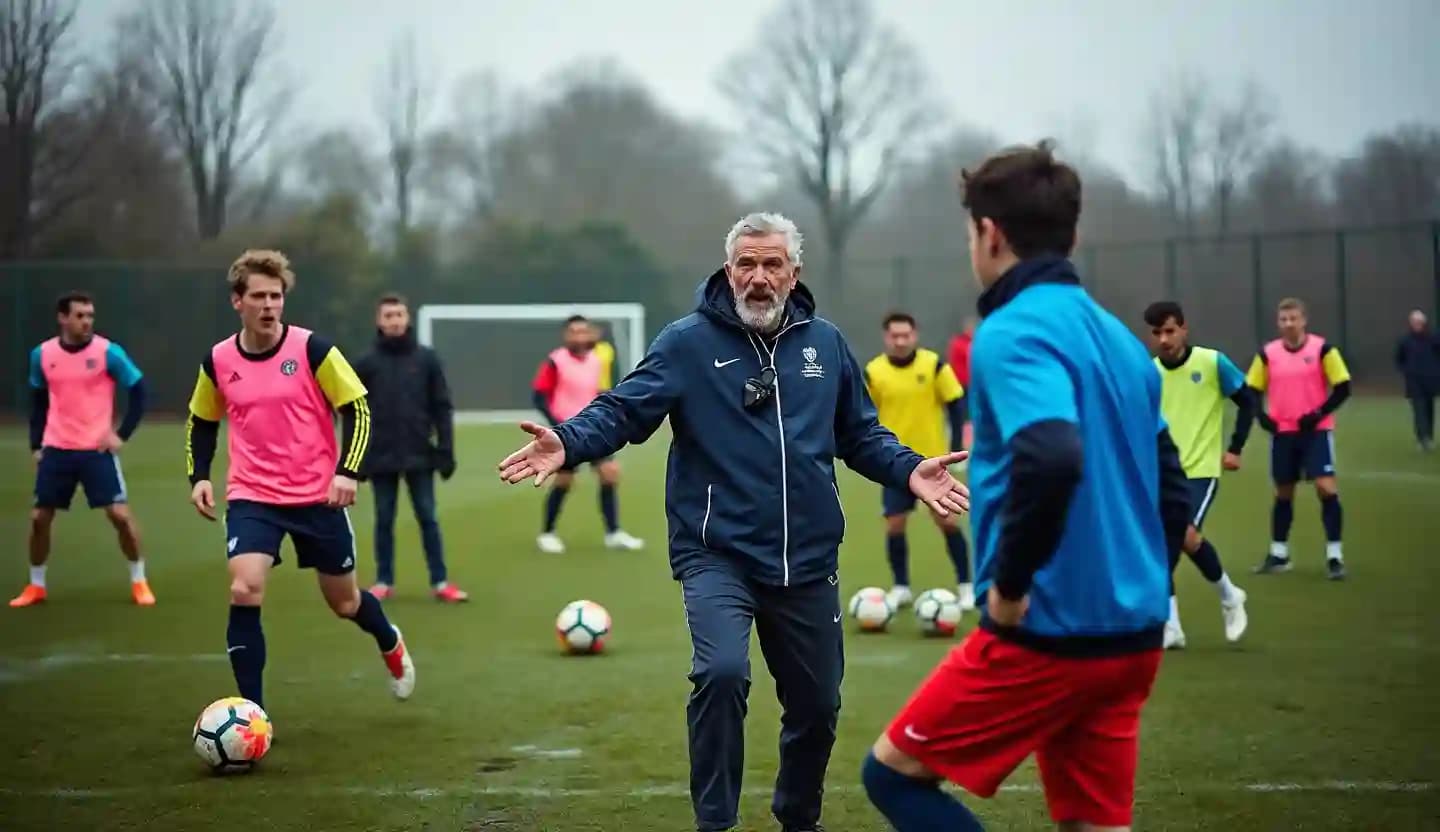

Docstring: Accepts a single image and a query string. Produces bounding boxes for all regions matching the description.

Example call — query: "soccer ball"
[192,697,272,773]
[914,588,963,636]
[556,599,611,654]
[848,587,895,632]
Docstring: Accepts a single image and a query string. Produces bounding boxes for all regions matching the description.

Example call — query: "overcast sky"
[76,0,1438,185]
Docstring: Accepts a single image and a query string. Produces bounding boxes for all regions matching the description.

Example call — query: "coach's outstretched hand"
[908,451,971,517]
[498,421,567,487]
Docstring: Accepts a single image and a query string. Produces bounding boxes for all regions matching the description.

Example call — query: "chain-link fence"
[3,221,1436,416]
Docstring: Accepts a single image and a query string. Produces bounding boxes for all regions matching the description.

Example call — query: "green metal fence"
[3,221,1437,416]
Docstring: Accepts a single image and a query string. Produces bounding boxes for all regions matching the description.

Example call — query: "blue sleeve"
[552,325,685,466]
[1216,352,1245,397]
[833,335,924,490]
[974,326,1079,440]
[105,343,144,387]
[28,346,44,388]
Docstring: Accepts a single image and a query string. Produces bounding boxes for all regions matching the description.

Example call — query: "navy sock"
[599,483,619,534]
[886,533,909,586]
[226,605,266,709]
[862,751,982,831]
[1320,494,1343,543]
[544,486,569,533]
[944,530,970,583]
[1271,498,1294,551]
[348,590,399,652]
[1189,539,1225,583]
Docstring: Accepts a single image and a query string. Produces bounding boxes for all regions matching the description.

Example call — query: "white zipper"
[701,484,713,548]
[746,319,810,586]
[832,482,845,528]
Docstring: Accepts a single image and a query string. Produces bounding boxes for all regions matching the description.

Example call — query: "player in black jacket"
[354,294,466,602]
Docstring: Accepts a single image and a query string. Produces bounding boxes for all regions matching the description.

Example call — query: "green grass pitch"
[0,397,1437,830]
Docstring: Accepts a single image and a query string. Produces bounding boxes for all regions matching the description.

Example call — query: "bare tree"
[421,69,511,227]
[1333,124,1440,225]
[1145,73,1208,236]
[717,0,934,298]
[126,0,285,239]
[1208,81,1272,233]
[376,30,430,235]
[0,0,79,258]
[1244,141,1332,231]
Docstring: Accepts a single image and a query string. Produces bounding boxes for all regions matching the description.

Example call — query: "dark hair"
[1143,301,1185,328]
[564,314,589,326]
[960,140,1081,259]
[56,290,93,315]
[883,311,917,330]
[377,292,408,309]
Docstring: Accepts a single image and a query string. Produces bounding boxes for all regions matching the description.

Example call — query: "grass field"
[1,397,1438,831]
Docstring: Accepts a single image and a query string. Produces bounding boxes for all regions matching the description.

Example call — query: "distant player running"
[531,315,644,554]
[13,291,152,607]
[1248,298,1352,580]
[1145,301,1254,648]
[186,250,415,710]
[865,312,973,612]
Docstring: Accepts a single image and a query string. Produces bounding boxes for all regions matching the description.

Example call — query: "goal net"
[416,303,648,424]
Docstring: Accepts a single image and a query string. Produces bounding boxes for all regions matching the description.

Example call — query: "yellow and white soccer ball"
[847,586,895,632]
[192,697,272,773]
[914,588,963,636]
[556,599,611,654]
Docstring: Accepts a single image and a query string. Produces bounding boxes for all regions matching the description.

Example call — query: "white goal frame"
[416,302,648,424]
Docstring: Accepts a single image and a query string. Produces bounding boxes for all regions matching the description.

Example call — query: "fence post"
[1335,231,1348,355]
[1251,235,1264,347]
[1433,221,1440,324]
[1164,238,1178,299]
[892,257,910,314]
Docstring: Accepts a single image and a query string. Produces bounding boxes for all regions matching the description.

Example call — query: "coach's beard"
[734,287,788,334]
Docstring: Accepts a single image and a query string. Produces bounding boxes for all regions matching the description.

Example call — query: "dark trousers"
[680,561,844,831]
[1410,394,1435,443]
[371,470,446,586]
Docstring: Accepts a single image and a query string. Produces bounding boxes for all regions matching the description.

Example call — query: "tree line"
[3,0,1437,303]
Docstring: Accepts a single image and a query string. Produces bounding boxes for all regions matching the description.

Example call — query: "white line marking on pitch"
[510,744,584,760]
[1,781,1430,800]
[1352,471,1440,484]
[0,653,226,684]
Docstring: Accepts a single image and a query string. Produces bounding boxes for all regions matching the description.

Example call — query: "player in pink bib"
[1246,298,1352,580]
[529,315,645,554]
[12,291,152,608]
[185,250,416,712]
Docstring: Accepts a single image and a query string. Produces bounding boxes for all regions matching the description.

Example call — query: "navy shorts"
[1186,478,1219,530]
[882,486,918,517]
[559,455,615,474]
[1271,430,1336,485]
[224,500,356,575]
[34,449,127,510]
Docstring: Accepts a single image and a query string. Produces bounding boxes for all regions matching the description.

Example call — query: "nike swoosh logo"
[903,724,929,742]
[713,358,741,368]
[227,645,246,654]
[833,613,843,623]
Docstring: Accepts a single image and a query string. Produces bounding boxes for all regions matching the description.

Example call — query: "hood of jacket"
[695,267,817,332]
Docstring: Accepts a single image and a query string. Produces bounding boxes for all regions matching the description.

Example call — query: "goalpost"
[416,302,648,424]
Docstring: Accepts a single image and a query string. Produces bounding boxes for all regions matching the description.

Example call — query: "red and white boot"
[382,626,416,700]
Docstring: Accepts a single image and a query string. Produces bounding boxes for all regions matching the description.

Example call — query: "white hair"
[724,212,804,267]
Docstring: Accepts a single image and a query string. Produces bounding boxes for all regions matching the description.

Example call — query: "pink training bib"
[211,327,337,505]
[1263,334,1334,433]
[547,347,602,423]
[40,336,115,450]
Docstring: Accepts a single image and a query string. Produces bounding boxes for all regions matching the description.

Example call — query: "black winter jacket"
[354,330,455,476]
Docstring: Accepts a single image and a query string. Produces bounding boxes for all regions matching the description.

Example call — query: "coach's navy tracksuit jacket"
[555,270,922,585]
[554,270,922,830]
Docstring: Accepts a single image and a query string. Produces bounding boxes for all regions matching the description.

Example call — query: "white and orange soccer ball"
[556,599,611,654]
[914,588,963,636]
[848,587,895,632]
[192,697,272,773]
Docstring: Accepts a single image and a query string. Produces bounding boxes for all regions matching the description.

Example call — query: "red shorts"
[886,628,1162,826]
